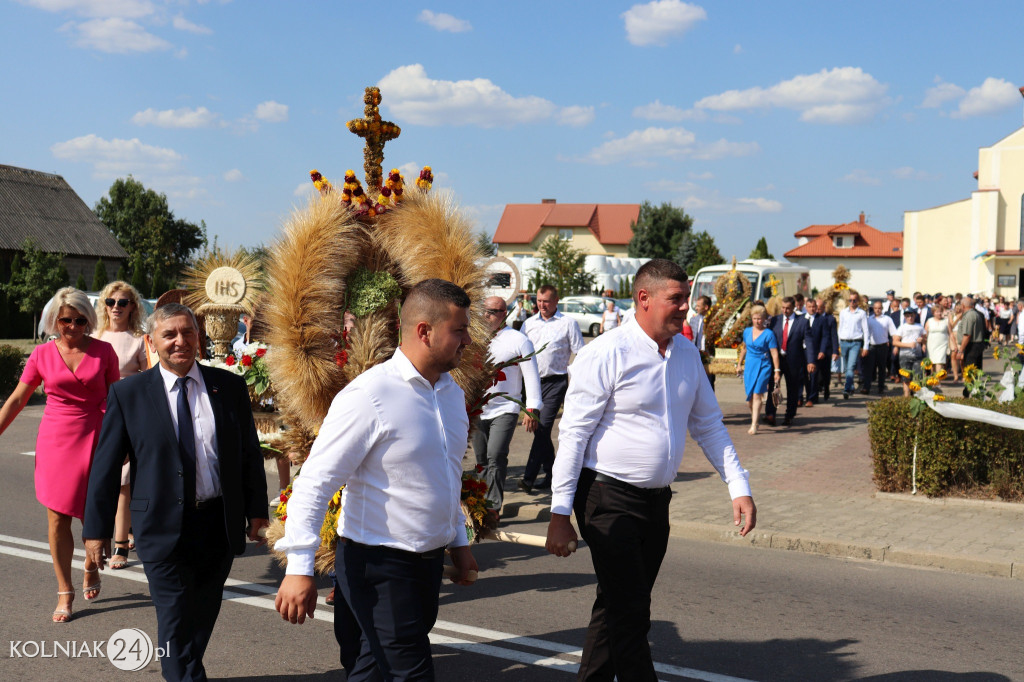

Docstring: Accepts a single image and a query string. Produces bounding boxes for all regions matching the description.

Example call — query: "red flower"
[224,355,236,366]
[241,355,253,367]
[495,370,507,382]
[475,464,484,474]
[255,348,267,358]
[335,350,349,368]
[280,493,287,502]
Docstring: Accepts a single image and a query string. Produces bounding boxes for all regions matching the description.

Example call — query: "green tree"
[685,231,725,274]
[92,259,109,290]
[475,230,497,257]
[627,201,694,259]
[150,266,167,299]
[3,239,70,337]
[94,176,207,286]
[75,272,87,291]
[749,236,774,260]
[530,235,596,296]
[128,253,147,294]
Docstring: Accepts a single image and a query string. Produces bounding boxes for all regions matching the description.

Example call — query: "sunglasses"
[483,308,506,316]
[58,317,88,327]
[105,298,132,308]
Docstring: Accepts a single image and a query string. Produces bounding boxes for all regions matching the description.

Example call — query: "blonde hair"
[95,280,147,335]
[749,304,767,320]
[42,287,97,336]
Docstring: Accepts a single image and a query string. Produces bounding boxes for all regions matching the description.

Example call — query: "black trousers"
[334,540,444,681]
[143,499,234,682]
[574,468,671,682]
[524,374,569,485]
[765,359,802,420]
[961,342,986,397]
[862,345,889,392]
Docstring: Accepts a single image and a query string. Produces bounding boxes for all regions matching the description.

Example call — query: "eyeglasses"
[483,308,506,316]
[58,317,88,327]
[105,298,131,308]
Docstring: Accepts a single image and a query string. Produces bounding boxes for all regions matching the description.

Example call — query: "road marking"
[20,451,34,456]
[0,534,757,682]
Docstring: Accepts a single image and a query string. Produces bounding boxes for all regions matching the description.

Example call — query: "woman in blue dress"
[736,305,781,434]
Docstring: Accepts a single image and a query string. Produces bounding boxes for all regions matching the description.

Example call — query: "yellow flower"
[933,395,946,401]
[926,377,940,386]
[899,369,911,378]
[963,364,977,373]
[921,358,933,370]
[993,347,1002,360]
[909,381,921,392]
[1016,343,1023,352]
[936,369,948,379]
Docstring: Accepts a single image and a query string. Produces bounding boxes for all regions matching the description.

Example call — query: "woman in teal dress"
[736,305,781,435]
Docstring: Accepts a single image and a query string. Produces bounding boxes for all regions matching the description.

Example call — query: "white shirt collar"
[393,347,453,390]
[627,316,676,356]
[158,360,203,392]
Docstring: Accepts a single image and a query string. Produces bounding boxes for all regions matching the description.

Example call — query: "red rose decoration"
[241,355,253,367]
[496,370,507,381]
[475,464,484,474]
[335,350,349,368]
[256,348,267,358]
[224,355,236,366]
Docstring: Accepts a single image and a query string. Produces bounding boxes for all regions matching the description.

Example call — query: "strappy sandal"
[110,540,130,570]
[53,590,74,623]
[83,568,101,601]
[128,533,135,551]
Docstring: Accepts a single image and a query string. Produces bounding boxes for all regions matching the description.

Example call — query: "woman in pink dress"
[93,281,149,570]
[0,288,119,622]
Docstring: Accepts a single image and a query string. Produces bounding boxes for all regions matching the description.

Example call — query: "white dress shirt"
[481,326,543,420]
[838,307,871,350]
[275,349,469,576]
[867,314,897,345]
[522,310,585,377]
[159,363,220,501]
[550,319,751,516]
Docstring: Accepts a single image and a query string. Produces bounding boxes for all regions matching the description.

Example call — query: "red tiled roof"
[785,219,903,259]
[493,202,640,246]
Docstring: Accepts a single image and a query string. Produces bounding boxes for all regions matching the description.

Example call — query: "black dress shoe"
[535,479,551,491]
[764,415,776,427]
[843,392,850,399]
[782,417,793,426]
[517,479,533,494]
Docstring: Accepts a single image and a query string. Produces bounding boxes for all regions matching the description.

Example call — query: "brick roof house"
[493,199,640,258]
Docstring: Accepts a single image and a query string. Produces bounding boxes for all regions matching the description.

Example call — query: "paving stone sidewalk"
[490,370,1024,581]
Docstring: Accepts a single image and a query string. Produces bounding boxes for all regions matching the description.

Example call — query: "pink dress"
[20,339,120,519]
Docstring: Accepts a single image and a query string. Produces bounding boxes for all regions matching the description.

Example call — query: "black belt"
[871,343,888,347]
[540,373,567,383]
[841,338,863,342]
[193,496,222,510]
[341,538,446,560]
[585,469,669,499]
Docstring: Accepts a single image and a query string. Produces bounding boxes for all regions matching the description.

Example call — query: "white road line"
[0,534,757,682]
[20,451,34,456]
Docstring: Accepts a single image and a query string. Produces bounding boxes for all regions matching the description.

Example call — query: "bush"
[868,396,1024,499]
[0,344,26,398]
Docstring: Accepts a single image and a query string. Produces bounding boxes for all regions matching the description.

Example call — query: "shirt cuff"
[551,493,574,517]
[284,550,316,576]
[727,478,752,500]
[450,528,469,548]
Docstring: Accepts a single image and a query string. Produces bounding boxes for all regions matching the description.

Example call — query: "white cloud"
[132,106,221,128]
[841,169,881,186]
[224,169,243,182]
[254,100,289,123]
[392,162,450,188]
[172,14,212,35]
[417,9,471,33]
[734,197,782,213]
[51,133,182,176]
[921,77,965,108]
[17,0,155,18]
[695,66,889,124]
[378,64,587,128]
[633,100,694,122]
[582,127,758,165]
[557,105,595,127]
[733,44,742,54]
[294,182,314,197]
[622,0,706,47]
[69,17,171,52]
[951,77,1019,119]
[690,171,714,180]
[891,166,939,181]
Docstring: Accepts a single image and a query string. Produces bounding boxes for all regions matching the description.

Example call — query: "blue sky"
[3,0,1023,259]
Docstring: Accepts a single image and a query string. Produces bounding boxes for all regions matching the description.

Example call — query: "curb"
[500,494,1024,581]
[874,491,1024,511]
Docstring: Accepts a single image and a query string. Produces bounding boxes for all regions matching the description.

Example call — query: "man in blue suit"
[765,297,816,426]
[84,303,269,682]
[803,298,833,405]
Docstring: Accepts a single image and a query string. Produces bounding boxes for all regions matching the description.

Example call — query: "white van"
[689,259,811,306]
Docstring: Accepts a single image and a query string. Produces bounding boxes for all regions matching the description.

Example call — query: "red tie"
[782,317,790,352]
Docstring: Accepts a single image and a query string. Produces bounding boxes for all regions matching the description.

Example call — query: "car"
[556,299,604,337]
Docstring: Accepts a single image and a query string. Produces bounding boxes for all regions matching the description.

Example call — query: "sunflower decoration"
[821,264,854,318]
[705,258,752,350]
[261,86,494,574]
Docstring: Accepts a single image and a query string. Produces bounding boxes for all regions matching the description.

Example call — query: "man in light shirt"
[275,279,478,680]
[473,295,542,513]
[865,299,897,395]
[545,259,755,681]
[689,294,715,392]
[520,284,585,493]
[838,291,870,399]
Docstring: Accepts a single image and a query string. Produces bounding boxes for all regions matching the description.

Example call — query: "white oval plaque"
[205,266,247,305]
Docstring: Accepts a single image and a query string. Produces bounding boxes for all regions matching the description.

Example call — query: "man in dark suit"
[765,296,816,426]
[84,303,269,682]
[803,298,829,405]
[886,297,903,380]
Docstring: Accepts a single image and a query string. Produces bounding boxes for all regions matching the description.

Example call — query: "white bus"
[689,259,811,307]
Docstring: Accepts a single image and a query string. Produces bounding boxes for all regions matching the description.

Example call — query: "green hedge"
[0,344,25,398]
[868,396,1024,500]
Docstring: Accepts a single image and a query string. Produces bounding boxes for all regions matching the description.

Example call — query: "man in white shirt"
[520,284,585,492]
[473,296,542,513]
[545,259,755,681]
[688,294,716,392]
[838,291,870,399]
[865,299,897,395]
[275,279,478,680]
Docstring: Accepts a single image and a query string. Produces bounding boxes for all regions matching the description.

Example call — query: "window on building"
[833,235,854,249]
[558,228,573,241]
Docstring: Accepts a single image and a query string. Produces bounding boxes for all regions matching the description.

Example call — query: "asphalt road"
[2,403,1023,681]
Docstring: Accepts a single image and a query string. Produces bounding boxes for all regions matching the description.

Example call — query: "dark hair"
[148,302,199,333]
[782,296,795,306]
[632,259,687,298]
[401,278,471,330]
[793,293,805,304]
[698,295,711,307]
[537,284,558,297]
